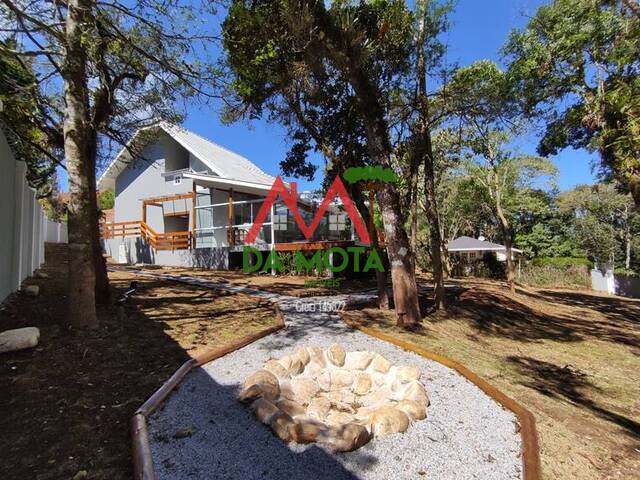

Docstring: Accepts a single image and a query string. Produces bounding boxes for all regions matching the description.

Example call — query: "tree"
[559,183,638,269]
[504,0,640,206]
[462,130,559,292]
[223,0,426,325]
[1,0,220,327]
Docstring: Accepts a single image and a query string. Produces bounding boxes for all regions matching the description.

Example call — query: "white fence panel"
[0,129,67,303]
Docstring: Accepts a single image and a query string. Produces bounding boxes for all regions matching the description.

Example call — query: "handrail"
[101,220,192,251]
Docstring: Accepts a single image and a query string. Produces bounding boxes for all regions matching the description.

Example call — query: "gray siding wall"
[114,134,193,232]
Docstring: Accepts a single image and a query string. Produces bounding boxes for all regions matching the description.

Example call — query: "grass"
[342,278,640,480]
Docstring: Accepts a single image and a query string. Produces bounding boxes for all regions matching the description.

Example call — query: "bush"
[531,256,593,268]
[519,264,591,288]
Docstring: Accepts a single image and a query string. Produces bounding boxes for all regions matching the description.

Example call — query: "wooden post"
[227,188,234,246]
[191,182,197,249]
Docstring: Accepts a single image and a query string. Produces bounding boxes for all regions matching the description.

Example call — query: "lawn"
[342,278,640,480]
[0,244,279,480]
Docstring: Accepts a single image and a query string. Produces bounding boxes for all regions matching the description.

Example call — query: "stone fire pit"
[238,344,429,451]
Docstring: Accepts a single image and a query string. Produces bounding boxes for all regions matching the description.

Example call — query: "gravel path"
[126,270,523,480]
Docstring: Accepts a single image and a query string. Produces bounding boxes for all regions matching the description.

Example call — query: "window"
[173,175,182,185]
[273,214,288,231]
[329,213,347,231]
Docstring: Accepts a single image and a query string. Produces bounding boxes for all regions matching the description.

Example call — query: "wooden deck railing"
[101,220,192,251]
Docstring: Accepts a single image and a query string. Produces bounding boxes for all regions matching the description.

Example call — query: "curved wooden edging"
[340,315,541,480]
[131,303,286,480]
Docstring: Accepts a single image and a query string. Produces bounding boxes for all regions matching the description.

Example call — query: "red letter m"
[244,176,371,245]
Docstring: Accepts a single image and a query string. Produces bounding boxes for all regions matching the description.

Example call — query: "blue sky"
[76,0,598,193]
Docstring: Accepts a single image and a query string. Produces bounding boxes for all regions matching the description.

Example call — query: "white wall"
[0,129,67,303]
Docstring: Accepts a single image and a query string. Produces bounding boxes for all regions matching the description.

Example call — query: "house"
[447,236,522,262]
[97,123,359,269]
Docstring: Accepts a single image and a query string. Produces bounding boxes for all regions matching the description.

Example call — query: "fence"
[591,266,640,299]
[0,129,67,303]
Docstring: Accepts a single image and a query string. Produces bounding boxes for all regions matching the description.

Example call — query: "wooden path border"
[128,270,539,480]
[340,314,541,480]
[131,303,285,480]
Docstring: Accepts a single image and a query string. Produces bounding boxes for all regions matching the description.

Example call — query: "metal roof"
[97,123,276,189]
[447,236,522,253]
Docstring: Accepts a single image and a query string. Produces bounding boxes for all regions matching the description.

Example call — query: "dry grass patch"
[342,279,640,480]
[109,270,277,357]
[145,266,379,297]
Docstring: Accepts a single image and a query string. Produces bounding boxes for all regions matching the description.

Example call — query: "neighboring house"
[447,236,522,262]
[98,123,356,268]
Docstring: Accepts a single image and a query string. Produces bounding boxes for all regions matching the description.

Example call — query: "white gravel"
[127,270,523,480]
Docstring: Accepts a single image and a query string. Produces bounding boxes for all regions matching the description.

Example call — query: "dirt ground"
[0,244,278,480]
[145,265,381,297]
[342,278,640,480]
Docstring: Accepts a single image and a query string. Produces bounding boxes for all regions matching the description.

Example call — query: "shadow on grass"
[506,356,640,440]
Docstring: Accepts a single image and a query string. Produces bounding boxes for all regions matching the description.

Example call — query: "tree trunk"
[625,204,631,270]
[630,173,640,209]
[63,0,98,328]
[423,154,446,310]
[86,131,109,304]
[494,189,515,293]
[413,1,446,311]
[353,185,389,309]
[376,184,421,326]
[311,2,420,326]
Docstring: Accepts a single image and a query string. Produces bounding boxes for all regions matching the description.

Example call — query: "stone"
[307,347,326,367]
[369,354,391,373]
[276,399,306,418]
[361,386,394,407]
[0,327,40,353]
[325,410,355,428]
[344,351,374,370]
[240,345,428,451]
[34,271,49,279]
[239,369,280,402]
[352,372,372,396]
[290,377,319,405]
[23,285,39,297]
[250,398,280,424]
[269,411,298,442]
[369,406,410,436]
[326,344,346,367]
[264,360,289,379]
[396,399,427,421]
[294,347,310,366]
[306,396,331,421]
[293,419,326,444]
[279,355,303,375]
[317,370,354,392]
[328,423,371,452]
[403,381,429,408]
[396,365,421,383]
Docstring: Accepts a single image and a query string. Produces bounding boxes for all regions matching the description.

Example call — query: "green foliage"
[519,264,591,289]
[532,257,593,268]
[98,190,115,210]
[504,0,640,202]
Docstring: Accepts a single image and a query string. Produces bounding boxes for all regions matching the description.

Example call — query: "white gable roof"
[97,123,275,189]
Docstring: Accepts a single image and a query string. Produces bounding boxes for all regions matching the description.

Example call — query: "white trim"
[183,172,273,191]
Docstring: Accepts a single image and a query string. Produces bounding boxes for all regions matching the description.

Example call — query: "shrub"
[519,264,591,288]
[531,256,593,268]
